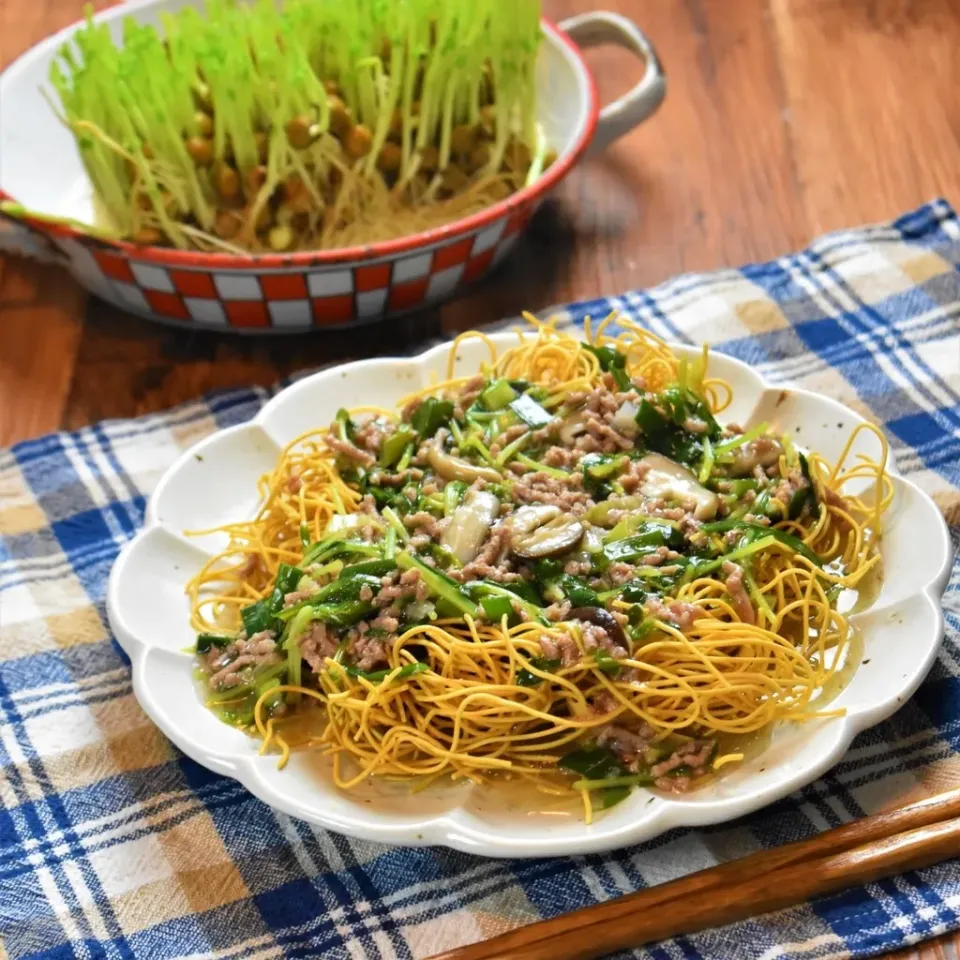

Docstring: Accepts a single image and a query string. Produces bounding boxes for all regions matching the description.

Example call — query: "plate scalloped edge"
[107,333,954,857]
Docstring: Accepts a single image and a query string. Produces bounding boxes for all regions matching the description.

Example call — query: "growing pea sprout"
[17,0,551,253]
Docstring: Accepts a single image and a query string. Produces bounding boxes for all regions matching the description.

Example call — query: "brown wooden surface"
[2,0,959,956]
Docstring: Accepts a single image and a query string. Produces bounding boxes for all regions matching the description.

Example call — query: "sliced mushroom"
[728,437,785,476]
[558,409,589,445]
[639,453,719,521]
[508,504,584,558]
[427,443,501,484]
[441,490,500,564]
[567,607,628,650]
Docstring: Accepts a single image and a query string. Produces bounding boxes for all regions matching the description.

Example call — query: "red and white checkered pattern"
[51,205,532,331]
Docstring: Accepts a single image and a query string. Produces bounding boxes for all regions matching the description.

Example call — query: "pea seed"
[327,96,353,138]
[252,204,273,232]
[469,142,491,171]
[131,226,163,245]
[377,141,402,173]
[194,111,214,136]
[185,136,214,166]
[388,108,404,140]
[214,211,242,239]
[254,131,269,163]
[280,174,305,201]
[505,139,531,173]
[450,124,476,156]
[285,115,314,150]
[268,224,294,251]
[192,81,212,112]
[244,165,267,196]
[214,162,241,201]
[344,123,373,159]
[441,164,469,193]
[420,144,439,172]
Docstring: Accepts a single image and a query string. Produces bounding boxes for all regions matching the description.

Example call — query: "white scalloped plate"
[106,333,952,857]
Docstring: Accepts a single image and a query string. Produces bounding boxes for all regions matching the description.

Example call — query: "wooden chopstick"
[427,787,960,960]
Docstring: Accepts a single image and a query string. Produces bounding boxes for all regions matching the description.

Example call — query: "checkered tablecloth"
[1,200,959,960]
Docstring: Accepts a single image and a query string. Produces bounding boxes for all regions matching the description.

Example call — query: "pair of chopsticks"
[427,787,960,960]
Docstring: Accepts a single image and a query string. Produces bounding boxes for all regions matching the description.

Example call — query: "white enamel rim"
[107,333,952,857]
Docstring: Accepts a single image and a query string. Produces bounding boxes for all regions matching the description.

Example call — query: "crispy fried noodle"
[185,313,892,822]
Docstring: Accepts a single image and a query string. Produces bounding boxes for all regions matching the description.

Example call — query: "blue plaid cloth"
[1,200,958,960]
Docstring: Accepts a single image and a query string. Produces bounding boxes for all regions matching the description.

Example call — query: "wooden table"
[2,0,958,956]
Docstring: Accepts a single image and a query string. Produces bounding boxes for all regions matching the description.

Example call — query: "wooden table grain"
[2,0,959,956]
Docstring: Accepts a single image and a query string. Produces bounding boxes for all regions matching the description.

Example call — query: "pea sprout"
[26,0,552,253]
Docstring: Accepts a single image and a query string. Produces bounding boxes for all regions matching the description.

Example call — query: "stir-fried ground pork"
[597,723,656,769]
[208,631,281,690]
[511,471,595,515]
[300,623,337,673]
[538,632,580,666]
[722,560,755,625]
[645,597,707,632]
[325,435,375,466]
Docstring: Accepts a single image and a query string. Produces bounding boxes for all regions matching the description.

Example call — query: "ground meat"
[640,546,676,567]
[645,597,707,632]
[286,471,302,493]
[651,739,715,778]
[375,569,428,606]
[543,445,580,469]
[618,458,653,494]
[371,610,400,633]
[326,435,375,466]
[452,524,515,583]
[538,632,579,666]
[573,433,602,454]
[207,631,280,689]
[722,561,755,625]
[511,471,594,515]
[545,600,572,622]
[359,584,374,602]
[401,395,424,422]
[403,511,445,538]
[368,468,425,487]
[353,417,391,455]
[299,623,339,673]
[399,567,429,602]
[580,623,627,658]
[596,723,656,771]
[584,414,633,452]
[351,632,389,671]
[283,586,318,607]
[488,424,529,458]
[237,553,265,580]
[679,514,703,537]
[564,558,593,576]
[606,561,636,585]
[454,374,486,408]
[655,776,693,793]
[589,691,618,715]
[683,417,709,434]
[530,419,562,444]
[773,468,808,505]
